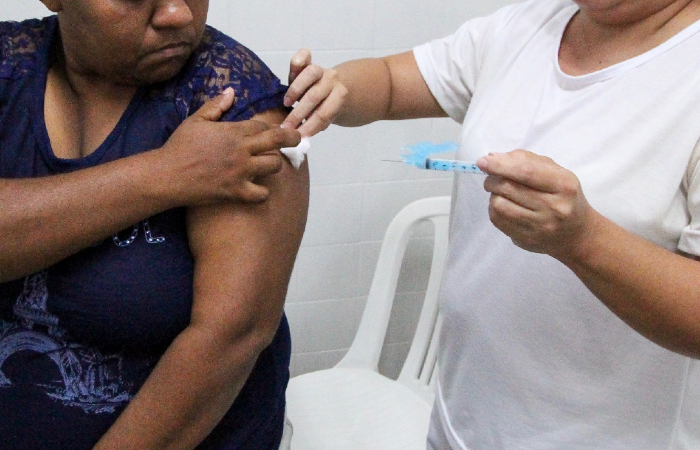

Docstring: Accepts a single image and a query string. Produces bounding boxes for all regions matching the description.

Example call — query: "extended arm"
[563,210,700,358]
[282,50,447,136]
[478,150,700,358]
[92,108,309,450]
[0,91,300,282]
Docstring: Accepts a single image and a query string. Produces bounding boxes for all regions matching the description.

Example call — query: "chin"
[132,58,190,85]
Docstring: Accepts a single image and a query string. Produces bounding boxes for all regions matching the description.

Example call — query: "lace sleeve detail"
[151,27,287,123]
[0,18,47,80]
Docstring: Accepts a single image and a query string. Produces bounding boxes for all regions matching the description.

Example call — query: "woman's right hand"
[160,88,301,204]
[281,49,348,137]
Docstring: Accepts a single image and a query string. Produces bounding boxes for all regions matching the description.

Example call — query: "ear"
[40,0,62,13]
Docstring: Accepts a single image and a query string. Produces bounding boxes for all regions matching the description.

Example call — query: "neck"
[51,38,138,104]
[560,0,700,75]
[577,0,697,28]
[45,42,138,159]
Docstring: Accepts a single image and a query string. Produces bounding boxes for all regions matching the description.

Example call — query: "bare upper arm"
[333,52,447,126]
[186,108,309,337]
[384,51,448,120]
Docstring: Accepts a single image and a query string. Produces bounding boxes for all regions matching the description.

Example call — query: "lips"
[154,42,191,56]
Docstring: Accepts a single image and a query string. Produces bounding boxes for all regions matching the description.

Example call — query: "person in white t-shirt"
[282,0,700,449]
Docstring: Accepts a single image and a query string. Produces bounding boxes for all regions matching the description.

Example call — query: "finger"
[483,175,543,213]
[245,127,302,155]
[221,119,271,138]
[488,197,547,253]
[288,48,312,85]
[296,84,347,137]
[247,153,284,178]
[191,87,235,122]
[477,150,563,193]
[284,64,324,109]
[238,181,271,203]
[295,109,329,138]
[489,193,540,227]
[283,79,333,131]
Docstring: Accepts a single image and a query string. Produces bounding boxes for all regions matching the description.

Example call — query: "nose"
[151,0,194,29]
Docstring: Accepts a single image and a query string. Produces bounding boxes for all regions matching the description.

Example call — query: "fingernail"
[476,157,488,169]
[280,121,292,129]
[223,87,233,96]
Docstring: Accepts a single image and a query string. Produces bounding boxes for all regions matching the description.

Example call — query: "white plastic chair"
[284,196,451,450]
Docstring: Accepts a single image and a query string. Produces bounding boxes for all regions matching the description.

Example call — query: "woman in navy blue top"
[0,1,309,449]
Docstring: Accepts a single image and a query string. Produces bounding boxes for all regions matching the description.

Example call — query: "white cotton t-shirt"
[414,1,700,449]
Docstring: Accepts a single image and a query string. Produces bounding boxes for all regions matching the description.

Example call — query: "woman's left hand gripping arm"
[478,150,700,358]
[92,108,309,450]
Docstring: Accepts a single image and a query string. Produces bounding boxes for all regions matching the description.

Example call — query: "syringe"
[390,141,485,174]
[423,158,483,174]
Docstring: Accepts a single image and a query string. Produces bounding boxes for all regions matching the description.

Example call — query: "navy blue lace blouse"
[0,16,290,450]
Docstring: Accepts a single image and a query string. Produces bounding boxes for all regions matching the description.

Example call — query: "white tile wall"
[0,0,518,378]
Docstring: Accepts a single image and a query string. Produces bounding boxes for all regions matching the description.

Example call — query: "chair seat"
[286,368,432,450]
[285,197,450,450]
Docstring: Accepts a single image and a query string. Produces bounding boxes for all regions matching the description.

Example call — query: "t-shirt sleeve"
[678,138,700,256]
[413,18,486,123]
[177,27,287,123]
[412,2,533,123]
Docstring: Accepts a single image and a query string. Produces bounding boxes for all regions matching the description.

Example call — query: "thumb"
[192,87,235,122]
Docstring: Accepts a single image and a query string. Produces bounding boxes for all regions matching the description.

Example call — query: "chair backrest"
[335,196,451,403]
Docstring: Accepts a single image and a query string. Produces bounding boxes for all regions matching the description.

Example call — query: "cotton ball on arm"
[281,137,311,169]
